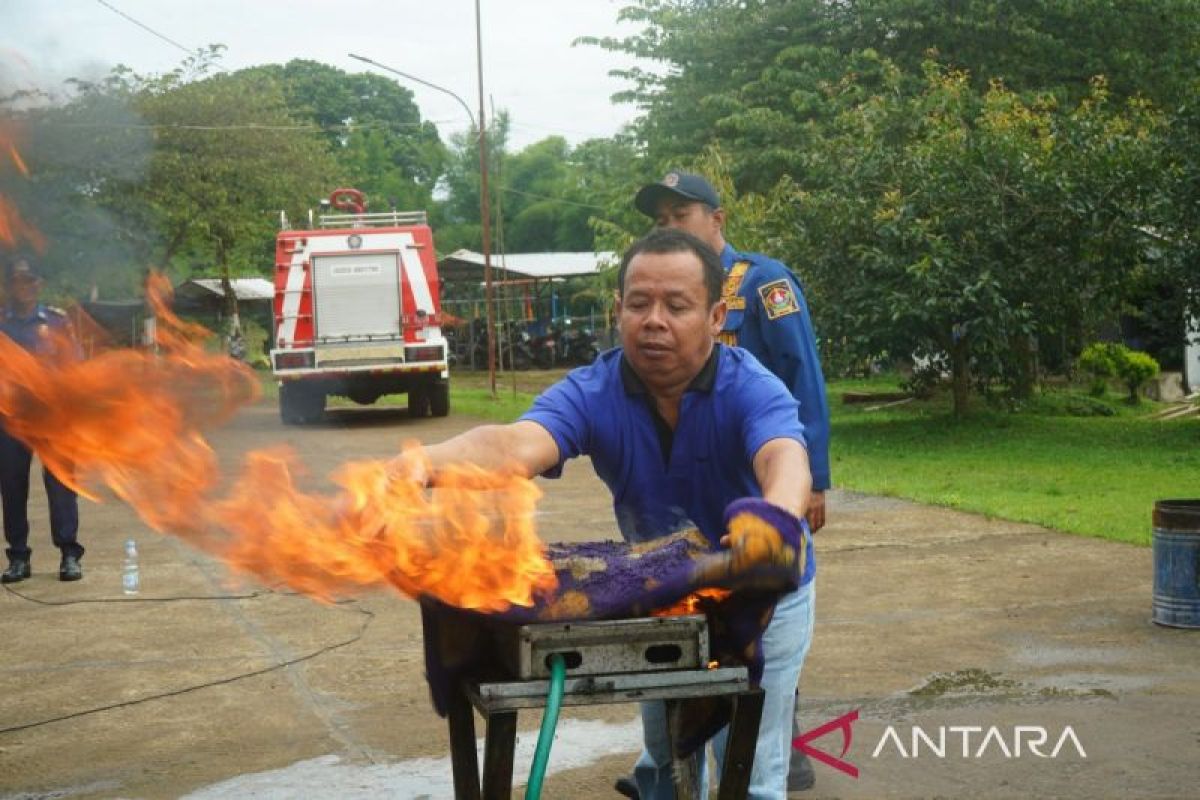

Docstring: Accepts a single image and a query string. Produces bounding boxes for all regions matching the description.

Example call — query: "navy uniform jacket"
[1,304,76,358]
[717,244,831,491]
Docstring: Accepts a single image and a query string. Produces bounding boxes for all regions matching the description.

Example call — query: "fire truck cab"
[271,189,450,424]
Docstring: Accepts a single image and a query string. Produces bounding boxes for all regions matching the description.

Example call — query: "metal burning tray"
[499,615,710,680]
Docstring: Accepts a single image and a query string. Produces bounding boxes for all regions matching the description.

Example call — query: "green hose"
[525,652,567,800]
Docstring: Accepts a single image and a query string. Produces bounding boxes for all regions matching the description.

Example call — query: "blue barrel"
[1153,499,1200,629]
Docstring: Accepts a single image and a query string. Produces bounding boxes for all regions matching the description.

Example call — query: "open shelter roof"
[437,250,617,283]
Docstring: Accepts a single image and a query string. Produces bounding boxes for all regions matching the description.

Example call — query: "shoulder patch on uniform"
[758,279,800,320]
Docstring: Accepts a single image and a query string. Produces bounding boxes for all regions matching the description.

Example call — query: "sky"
[0,0,646,150]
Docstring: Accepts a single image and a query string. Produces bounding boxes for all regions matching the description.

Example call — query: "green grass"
[829,379,1199,546]
[261,369,542,423]
[449,386,540,422]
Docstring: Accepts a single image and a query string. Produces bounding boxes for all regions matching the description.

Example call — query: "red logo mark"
[793,709,860,778]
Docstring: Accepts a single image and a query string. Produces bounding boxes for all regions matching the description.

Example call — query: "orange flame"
[0,279,258,529]
[215,447,557,608]
[0,124,44,252]
[651,587,732,617]
[0,131,557,611]
[7,142,28,177]
[0,271,557,610]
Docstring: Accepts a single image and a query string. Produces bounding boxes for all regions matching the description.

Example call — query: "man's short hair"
[618,228,725,307]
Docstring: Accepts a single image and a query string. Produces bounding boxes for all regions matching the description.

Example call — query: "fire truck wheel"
[280,383,326,425]
[407,385,430,418]
[429,379,450,417]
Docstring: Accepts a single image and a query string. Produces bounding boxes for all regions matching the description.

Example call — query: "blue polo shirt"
[522,344,815,587]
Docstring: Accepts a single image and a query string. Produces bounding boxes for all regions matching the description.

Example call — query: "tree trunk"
[951,336,970,417]
[1012,333,1037,399]
[217,237,240,325]
[160,225,189,267]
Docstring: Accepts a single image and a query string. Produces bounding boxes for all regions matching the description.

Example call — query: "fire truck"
[270,188,450,424]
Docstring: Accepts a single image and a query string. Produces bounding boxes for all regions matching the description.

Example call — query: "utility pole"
[348,31,499,397]
[475,0,496,396]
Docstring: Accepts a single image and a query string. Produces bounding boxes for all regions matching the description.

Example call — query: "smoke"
[1,44,156,299]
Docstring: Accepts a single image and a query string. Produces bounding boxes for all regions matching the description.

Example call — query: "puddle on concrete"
[910,668,1019,697]
[181,717,643,799]
[905,668,1122,711]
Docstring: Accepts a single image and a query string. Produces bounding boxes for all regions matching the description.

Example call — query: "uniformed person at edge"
[0,258,85,584]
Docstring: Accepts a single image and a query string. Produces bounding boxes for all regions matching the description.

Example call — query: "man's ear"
[710,298,727,336]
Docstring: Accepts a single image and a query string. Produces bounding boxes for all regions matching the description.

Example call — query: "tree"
[1151,77,1200,328]
[245,60,446,212]
[130,59,339,289]
[588,0,1200,190]
[789,64,1162,414]
[436,112,510,254]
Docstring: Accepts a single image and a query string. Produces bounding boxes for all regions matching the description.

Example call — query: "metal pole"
[476,0,497,396]
[348,53,476,129]
[347,48,495,394]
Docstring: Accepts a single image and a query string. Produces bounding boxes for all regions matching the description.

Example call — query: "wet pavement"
[1,403,1196,799]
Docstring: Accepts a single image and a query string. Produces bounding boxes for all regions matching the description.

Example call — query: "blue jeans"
[633,579,816,799]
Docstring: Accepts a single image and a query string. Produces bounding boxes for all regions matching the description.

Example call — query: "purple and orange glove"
[686,497,806,593]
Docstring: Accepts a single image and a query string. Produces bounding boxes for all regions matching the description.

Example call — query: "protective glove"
[720,496,806,591]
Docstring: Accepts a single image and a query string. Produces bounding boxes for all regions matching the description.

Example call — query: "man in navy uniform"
[635,172,830,792]
[0,258,84,583]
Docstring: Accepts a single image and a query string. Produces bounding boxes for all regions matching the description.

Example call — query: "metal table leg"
[447,684,481,800]
[666,699,703,800]
[717,688,764,800]
[482,710,518,800]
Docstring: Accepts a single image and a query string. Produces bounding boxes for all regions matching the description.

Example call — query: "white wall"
[1186,313,1200,394]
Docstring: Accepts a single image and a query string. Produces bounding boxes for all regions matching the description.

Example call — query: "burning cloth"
[421,497,806,755]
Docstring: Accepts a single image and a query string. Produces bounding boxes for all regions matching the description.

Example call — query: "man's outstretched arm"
[752,436,812,520]
[389,420,561,485]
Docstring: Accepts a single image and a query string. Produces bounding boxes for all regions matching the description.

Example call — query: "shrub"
[1114,349,1160,404]
[1076,342,1160,403]
[1065,396,1116,417]
[1078,342,1118,396]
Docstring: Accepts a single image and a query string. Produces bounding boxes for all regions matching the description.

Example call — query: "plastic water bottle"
[122,538,140,596]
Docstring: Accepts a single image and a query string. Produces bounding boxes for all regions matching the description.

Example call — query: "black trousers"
[0,429,82,562]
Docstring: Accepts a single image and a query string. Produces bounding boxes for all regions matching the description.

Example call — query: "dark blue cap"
[8,259,40,282]
[634,171,721,217]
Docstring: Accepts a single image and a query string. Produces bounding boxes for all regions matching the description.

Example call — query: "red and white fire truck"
[270,188,450,424]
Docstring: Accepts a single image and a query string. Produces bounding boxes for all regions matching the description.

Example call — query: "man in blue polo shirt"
[636,171,830,791]
[391,229,815,799]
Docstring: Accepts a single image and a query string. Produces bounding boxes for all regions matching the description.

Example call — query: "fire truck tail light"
[403,311,438,327]
[405,345,443,363]
[275,351,315,370]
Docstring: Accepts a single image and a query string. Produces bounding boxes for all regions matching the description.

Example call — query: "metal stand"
[445,666,765,800]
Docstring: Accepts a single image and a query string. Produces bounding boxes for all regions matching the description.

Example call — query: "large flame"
[0,130,557,611]
[0,276,557,609]
[216,448,556,608]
